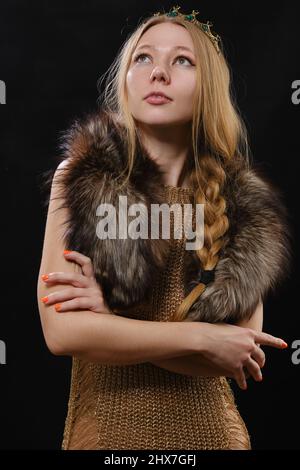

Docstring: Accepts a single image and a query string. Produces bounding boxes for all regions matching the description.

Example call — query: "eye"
[133,53,194,66]
[134,53,151,63]
[176,56,194,66]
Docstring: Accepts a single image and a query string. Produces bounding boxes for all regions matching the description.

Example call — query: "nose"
[150,66,170,84]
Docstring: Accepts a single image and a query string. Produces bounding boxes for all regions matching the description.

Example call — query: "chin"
[136,115,180,127]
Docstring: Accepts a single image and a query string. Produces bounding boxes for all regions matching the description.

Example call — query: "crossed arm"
[149,300,264,377]
[38,162,264,378]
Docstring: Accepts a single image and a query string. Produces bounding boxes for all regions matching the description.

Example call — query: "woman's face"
[126,22,197,127]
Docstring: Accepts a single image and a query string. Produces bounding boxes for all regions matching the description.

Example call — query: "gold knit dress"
[61,184,251,450]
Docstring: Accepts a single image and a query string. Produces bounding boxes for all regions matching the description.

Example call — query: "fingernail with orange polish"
[281,341,288,349]
[55,304,61,312]
[41,296,48,303]
[41,274,49,281]
[64,250,72,255]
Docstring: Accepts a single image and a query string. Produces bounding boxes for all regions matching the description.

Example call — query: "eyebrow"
[135,44,194,53]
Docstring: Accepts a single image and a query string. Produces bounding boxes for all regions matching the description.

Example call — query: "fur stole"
[50,108,293,324]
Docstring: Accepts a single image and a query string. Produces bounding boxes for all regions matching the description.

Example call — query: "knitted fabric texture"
[61,185,251,450]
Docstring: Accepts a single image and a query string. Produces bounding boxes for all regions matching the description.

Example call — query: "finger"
[251,345,266,368]
[54,297,94,313]
[63,250,94,277]
[41,287,87,305]
[41,271,90,288]
[245,357,263,382]
[234,366,248,390]
[255,332,288,349]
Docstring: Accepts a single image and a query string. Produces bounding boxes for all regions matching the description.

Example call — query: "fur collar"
[53,108,292,323]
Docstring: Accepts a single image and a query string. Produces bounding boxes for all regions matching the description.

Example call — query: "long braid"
[171,154,229,322]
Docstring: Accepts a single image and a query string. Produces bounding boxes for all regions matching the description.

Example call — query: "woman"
[37,6,292,450]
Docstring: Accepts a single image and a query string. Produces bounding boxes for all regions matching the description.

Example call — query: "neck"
[137,121,193,187]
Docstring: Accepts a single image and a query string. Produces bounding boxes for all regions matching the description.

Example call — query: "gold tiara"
[152,5,221,55]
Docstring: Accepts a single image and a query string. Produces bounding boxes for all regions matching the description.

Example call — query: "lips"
[145,95,172,104]
[144,92,172,100]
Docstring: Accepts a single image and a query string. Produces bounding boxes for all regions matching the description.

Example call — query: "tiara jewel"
[153,5,221,54]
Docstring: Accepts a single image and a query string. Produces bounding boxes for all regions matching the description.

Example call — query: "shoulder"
[226,164,288,214]
[55,108,126,181]
[58,108,122,160]
[223,164,293,256]
[56,158,70,171]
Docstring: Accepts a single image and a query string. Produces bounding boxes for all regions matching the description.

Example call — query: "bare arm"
[37,162,202,364]
[37,162,284,389]
[150,300,264,377]
[235,300,263,331]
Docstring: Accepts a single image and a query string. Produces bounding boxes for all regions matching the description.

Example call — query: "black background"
[0,0,299,450]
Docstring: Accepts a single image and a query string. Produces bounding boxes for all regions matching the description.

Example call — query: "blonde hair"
[97,12,252,321]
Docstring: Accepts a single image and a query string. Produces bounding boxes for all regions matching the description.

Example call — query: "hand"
[41,250,114,315]
[195,322,288,390]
